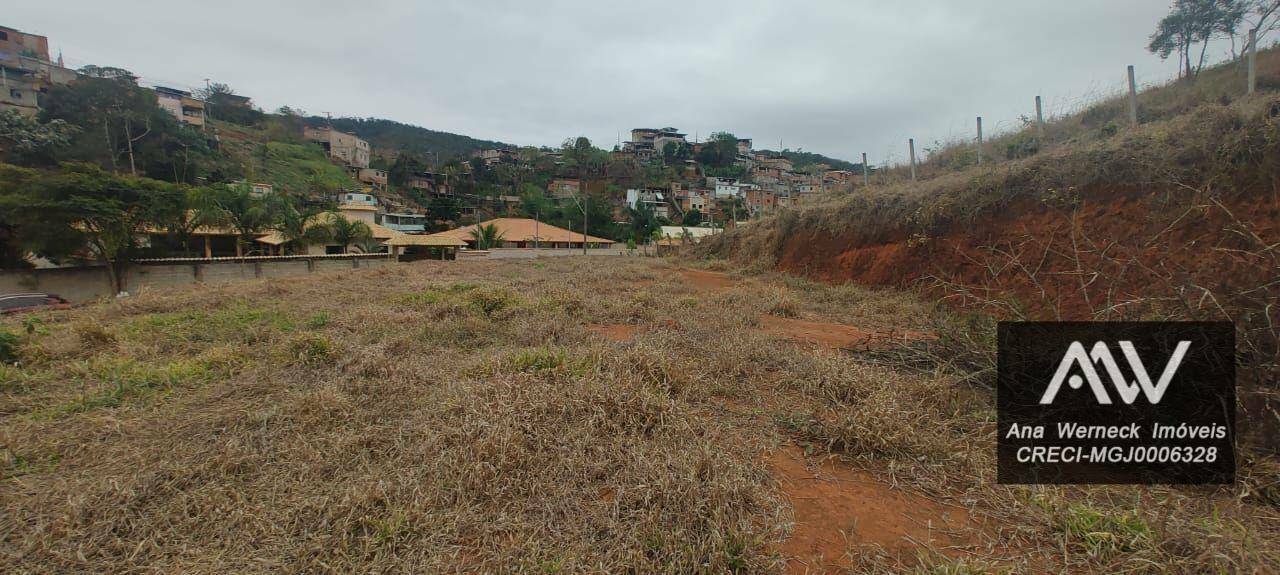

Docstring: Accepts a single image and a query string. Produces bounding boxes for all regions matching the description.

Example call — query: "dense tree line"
[0,162,372,290]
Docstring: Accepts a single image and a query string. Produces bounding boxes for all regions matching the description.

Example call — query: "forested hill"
[754,149,860,172]
[308,117,513,161]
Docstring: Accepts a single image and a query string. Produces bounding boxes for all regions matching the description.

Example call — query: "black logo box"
[998,321,1235,484]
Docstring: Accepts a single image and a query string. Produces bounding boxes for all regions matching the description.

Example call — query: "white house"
[625,188,670,219]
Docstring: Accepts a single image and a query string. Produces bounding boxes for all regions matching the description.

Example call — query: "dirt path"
[758,316,931,351]
[585,323,637,341]
[770,446,976,573]
[677,268,740,291]
[672,268,979,572]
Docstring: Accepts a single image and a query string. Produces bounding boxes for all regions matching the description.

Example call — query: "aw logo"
[1039,340,1191,405]
[998,321,1235,485]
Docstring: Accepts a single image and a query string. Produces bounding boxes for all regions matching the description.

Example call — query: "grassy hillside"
[214,120,359,195]
[310,117,511,162]
[891,46,1280,181]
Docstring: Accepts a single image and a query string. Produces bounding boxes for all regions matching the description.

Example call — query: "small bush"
[289,334,333,365]
[304,313,330,329]
[0,331,20,364]
[466,287,524,316]
[1003,132,1040,159]
[76,322,117,350]
[503,347,594,376]
[1052,503,1151,558]
[763,288,802,318]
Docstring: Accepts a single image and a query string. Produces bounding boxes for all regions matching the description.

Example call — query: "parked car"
[0,293,71,314]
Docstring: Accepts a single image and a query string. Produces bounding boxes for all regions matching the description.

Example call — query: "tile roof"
[384,235,468,247]
[429,218,614,244]
[254,213,403,245]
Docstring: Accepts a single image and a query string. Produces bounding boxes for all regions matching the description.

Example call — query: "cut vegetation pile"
[2,258,1277,572]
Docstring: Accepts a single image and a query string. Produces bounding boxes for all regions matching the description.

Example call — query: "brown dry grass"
[1,257,1276,573]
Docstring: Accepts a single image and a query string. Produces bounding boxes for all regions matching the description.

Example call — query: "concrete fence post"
[1247,29,1257,95]
[1127,65,1138,125]
[975,116,983,166]
[1035,95,1044,139]
[908,138,917,181]
[861,152,869,187]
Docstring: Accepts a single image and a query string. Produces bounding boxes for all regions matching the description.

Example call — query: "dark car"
[0,293,72,314]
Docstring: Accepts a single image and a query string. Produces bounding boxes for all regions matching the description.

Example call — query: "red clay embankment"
[773,186,1278,322]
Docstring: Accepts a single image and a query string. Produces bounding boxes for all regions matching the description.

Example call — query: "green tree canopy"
[40,73,215,183]
[0,109,78,164]
[695,132,739,168]
[198,82,264,126]
[0,162,184,291]
[1149,0,1245,78]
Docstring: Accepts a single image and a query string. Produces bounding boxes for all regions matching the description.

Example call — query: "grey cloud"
[9,1,1234,162]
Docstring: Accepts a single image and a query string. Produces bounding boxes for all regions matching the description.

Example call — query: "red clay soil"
[678,269,739,291]
[775,188,1279,320]
[770,445,977,574]
[585,323,637,342]
[760,316,930,351]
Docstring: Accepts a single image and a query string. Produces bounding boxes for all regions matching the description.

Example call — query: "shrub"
[0,331,19,364]
[466,287,524,316]
[289,334,333,365]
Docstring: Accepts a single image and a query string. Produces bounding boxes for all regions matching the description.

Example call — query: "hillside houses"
[605,125,854,221]
[0,24,77,117]
[623,127,686,160]
[407,171,450,195]
[358,167,388,190]
[477,147,518,166]
[625,188,671,219]
[548,178,580,200]
[304,126,371,169]
[153,86,206,127]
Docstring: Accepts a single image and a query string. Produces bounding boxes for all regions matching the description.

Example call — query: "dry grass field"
[2,257,1277,573]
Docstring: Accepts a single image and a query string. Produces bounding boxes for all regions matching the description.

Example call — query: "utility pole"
[908,138,917,181]
[1247,29,1257,95]
[976,116,984,166]
[1126,65,1138,125]
[1035,95,1044,139]
[861,152,869,187]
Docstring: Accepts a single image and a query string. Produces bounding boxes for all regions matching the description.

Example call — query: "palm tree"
[325,212,373,254]
[192,184,278,257]
[468,221,505,250]
[275,205,330,255]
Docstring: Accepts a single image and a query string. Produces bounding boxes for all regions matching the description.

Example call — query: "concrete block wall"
[0,256,394,303]
[0,267,113,302]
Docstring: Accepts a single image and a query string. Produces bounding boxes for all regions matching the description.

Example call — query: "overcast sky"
[8,1,1241,164]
